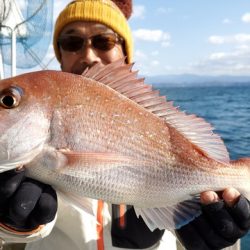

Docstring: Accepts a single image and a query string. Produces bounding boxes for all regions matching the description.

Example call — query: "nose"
[80,42,101,65]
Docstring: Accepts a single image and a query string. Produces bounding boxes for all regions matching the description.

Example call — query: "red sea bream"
[0,59,249,231]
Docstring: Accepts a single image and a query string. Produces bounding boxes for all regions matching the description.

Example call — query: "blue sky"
[129,0,250,76]
[9,1,250,76]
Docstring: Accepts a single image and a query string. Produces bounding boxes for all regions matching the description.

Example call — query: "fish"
[0,58,249,231]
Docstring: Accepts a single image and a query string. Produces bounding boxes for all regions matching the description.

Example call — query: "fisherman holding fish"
[0,1,250,250]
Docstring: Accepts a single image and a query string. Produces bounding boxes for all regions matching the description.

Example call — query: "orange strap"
[0,222,43,235]
[97,200,104,250]
[119,204,126,229]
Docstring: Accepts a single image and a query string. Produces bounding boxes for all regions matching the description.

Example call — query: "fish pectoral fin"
[134,197,202,231]
[58,150,136,170]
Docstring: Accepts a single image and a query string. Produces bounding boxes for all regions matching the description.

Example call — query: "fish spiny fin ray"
[82,58,230,163]
[134,197,202,231]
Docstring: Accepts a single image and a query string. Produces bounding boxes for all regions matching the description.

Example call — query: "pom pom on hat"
[111,0,132,19]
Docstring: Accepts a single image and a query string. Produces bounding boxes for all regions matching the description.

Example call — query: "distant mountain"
[143,74,250,87]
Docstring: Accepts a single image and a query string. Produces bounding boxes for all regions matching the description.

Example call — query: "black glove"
[0,169,57,231]
[175,195,250,250]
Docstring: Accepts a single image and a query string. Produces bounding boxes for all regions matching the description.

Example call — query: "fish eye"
[0,86,23,109]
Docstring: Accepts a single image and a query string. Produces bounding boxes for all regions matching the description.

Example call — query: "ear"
[56,43,62,63]
[58,49,63,70]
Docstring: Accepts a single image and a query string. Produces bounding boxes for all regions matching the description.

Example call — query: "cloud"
[185,46,250,75]
[209,36,226,44]
[242,13,250,23]
[53,0,72,22]
[187,32,250,75]
[156,7,173,14]
[18,0,26,11]
[151,50,159,56]
[54,0,70,10]
[151,60,159,66]
[208,52,227,60]
[134,50,148,60]
[210,46,250,61]
[132,5,145,19]
[133,50,164,75]
[209,34,250,44]
[236,44,250,50]
[222,18,232,24]
[164,65,173,71]
[161,41,171,47]
[132,50,149,75]
[133,29,171,46]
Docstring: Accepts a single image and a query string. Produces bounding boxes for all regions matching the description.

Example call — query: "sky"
[3,0,250,77]
[130,0,250,76]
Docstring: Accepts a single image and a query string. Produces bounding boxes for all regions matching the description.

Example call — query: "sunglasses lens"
[92,34,118,51]
[58,33,121,52]
[58,36,84,52]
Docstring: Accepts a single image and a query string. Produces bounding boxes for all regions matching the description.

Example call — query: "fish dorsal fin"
[82,59,230,163]
[83,58,126,79]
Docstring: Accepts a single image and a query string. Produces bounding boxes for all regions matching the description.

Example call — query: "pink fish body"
[0,60,249,230]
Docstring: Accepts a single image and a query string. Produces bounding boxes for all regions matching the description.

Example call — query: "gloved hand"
[0,169,57,231]
[175,189,250,250]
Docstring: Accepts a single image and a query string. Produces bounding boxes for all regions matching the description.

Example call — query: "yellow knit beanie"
[53,0,133,63]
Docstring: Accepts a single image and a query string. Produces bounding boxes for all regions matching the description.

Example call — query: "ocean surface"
[156,84,250,249]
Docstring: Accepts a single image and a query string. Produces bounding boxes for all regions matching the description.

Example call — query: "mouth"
[71,62,101,75]
[72,66,89,75]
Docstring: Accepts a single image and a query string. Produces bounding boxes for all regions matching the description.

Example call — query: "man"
[0,1,249,249]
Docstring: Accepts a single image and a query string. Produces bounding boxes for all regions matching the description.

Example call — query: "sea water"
[157,84,250,249]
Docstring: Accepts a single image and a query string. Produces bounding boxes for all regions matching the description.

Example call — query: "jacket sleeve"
[0,217,56,243]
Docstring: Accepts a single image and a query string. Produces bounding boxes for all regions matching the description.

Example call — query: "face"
[58,21,125,74]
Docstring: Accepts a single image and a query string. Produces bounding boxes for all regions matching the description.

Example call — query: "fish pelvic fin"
[134,196,201,231]
[57,190,95,216]
[82,58,230,163]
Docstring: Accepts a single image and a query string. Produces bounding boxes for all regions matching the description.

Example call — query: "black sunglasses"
[57,33,123,52]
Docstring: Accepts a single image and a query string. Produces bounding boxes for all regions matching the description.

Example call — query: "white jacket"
[0,196,177,250]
